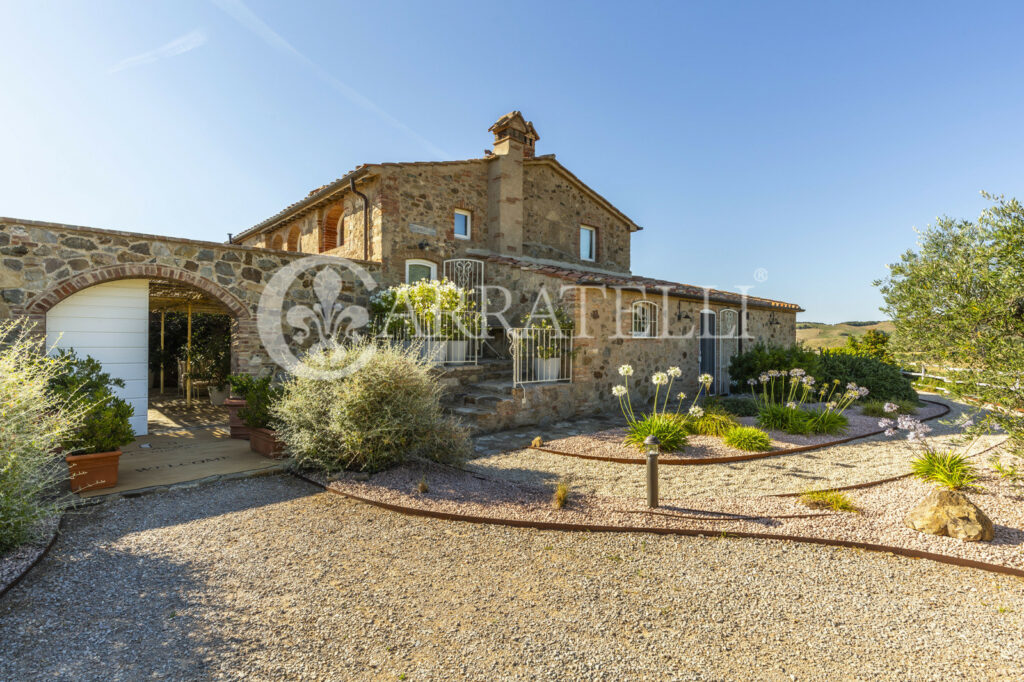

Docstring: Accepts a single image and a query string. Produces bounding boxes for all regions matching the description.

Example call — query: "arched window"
[631,301,659,338]
[405,259,437,283]
[270,234,283,250]
[321,203,343,252]
[286,225,301,252]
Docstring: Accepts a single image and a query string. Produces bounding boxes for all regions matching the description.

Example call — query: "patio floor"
[78,392,280,498]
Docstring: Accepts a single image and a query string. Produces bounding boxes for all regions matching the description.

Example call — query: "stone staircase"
[437,358,516,433]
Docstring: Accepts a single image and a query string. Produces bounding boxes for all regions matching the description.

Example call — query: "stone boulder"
[904,488,994,542]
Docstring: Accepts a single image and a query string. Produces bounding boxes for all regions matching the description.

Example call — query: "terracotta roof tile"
[479,255,803,312]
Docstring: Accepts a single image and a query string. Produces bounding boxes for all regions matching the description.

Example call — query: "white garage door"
[46,279,149,437]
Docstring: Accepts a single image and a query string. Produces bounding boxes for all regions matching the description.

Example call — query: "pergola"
[148,280,232,405]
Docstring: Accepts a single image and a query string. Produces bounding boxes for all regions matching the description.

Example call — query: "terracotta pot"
[224,398,250,440]
[66,450,122,493]
[250,427,285,459]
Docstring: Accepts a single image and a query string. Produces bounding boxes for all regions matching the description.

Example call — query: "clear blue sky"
[2,1,1022,323]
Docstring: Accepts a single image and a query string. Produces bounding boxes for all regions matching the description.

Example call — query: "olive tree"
[876,193,1024,453]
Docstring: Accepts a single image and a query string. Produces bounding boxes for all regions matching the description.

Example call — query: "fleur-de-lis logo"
[285,268,368,350]
[258,255,378,379]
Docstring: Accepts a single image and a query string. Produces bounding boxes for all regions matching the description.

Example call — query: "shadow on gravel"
[0,474,320,681]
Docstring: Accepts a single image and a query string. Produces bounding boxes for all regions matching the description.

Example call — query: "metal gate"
[443,258,484,309]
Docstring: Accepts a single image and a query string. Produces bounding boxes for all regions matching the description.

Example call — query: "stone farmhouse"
[0,111,800,434]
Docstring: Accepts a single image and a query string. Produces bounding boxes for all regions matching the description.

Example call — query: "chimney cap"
[489,111,539,144]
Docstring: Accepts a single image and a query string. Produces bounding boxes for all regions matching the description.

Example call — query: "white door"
[46,280,149,436]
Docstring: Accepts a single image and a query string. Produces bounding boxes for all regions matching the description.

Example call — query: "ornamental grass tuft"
[805,409,850,435]
[682,411,739,437]
[911,449,979,490]
[757,404,812,435]
[552,478,570,509]
[722,426,773,452]
[623,413,689,453]
[798,489,860,513]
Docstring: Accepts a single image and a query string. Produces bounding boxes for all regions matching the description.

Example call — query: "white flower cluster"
[612,385,627,397]
[699,373,714,387]
[688,405,704,418]
[652,372,668,386]
[618,364,634,377]
[883,402,899,414]
[667,366,682,378]
[878,413,932,441]
[677,392,687,401]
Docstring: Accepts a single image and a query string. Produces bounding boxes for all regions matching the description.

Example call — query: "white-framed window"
[580,225,596,261]
[454,209,471,240]
[405,259,437,283]
[632,301,659,338]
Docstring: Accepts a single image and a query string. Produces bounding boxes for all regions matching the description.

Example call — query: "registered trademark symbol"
[753,268,768,283]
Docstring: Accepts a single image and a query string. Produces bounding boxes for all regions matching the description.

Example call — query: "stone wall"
[376,161,491,287]
[522,160,632,273]
[0,219,380,377]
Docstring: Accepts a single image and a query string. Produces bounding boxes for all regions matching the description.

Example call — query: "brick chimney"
[486,112,538,256]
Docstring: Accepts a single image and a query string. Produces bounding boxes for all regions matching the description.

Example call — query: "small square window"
[454,210,471,240]
[580,226,596,261]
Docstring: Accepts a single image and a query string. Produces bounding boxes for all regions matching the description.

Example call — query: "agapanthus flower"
[747,378,758,386]
[847,382,856,390]
[786,401,797,409]
[618,364,634,377]
[790,368,806,377]
[667,366,682,378]
[612,385,627,397]
[688,405,704,418]
[858,387,869,397]
[883,402,899,414]
[677,392,687,401]
[826,401,837,410]
[802,376,816,386]
[699,373,714,386]
[758,373,769,383]
[652,372,668,386]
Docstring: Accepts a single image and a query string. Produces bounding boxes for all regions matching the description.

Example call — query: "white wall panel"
[46,280,149,437]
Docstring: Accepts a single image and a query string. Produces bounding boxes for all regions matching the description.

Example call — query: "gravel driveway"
[1,475,1022,681]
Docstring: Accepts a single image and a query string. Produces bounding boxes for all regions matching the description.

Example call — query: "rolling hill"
[795,320,895,349]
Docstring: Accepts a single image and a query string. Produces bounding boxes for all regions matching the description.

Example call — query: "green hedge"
[817,350,916,402]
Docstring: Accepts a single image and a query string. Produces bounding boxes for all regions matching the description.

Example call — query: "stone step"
[470,379,515,395]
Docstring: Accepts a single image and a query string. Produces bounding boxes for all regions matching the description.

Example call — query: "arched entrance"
[31,265,251,436]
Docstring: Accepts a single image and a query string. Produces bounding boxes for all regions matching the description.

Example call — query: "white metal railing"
[386,310,481,366]
[508,327,573,387]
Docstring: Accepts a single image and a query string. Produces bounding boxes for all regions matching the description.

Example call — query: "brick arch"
[24,264,252,319]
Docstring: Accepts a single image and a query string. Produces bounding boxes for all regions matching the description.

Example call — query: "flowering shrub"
[370,279,481,340]
[0,320,83,553]
[750,369,867,435]
[615,365,713,452]
[876,403,982,490]
[273,341,470,472]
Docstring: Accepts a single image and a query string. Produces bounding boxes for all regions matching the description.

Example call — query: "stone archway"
[25,263,251,320]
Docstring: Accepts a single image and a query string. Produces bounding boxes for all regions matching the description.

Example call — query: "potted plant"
[237,376,286,458]
[370,279,480,365]
[521,307,575,382]
[225,374,255,439]
[206,345,232,406]
[49,350,135,492]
